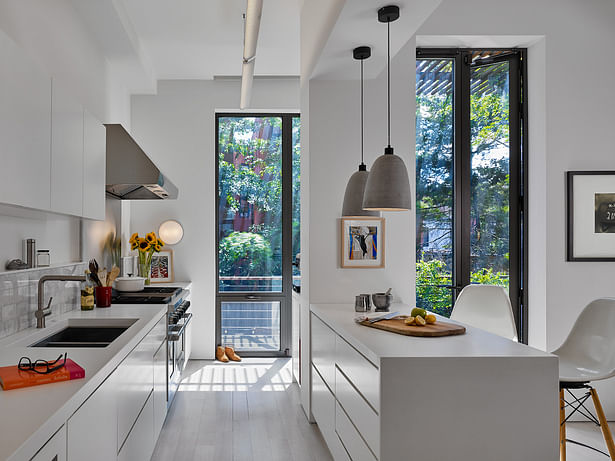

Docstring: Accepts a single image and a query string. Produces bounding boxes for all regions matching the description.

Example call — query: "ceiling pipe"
[240,0,263,109]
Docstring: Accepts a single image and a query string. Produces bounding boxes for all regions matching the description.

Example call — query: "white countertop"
[311,303,554,365]
[0,303,167,461]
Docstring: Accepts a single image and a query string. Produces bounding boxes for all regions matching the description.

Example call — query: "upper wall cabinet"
[82,110,106,220]
[0,29,52,210]
[51,80,84,216]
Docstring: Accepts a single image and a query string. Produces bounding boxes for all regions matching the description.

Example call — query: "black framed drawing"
[567,171,615,261]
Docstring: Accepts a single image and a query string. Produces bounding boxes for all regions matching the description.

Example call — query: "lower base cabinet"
[31,425,66,461]
[118,391,155,461]
[67,373,117,461]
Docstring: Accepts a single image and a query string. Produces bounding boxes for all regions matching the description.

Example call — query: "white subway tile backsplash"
[0,262,86,339]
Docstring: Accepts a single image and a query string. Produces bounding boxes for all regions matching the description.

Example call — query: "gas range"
[111,286,182,304]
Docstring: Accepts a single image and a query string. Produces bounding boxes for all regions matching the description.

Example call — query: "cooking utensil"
[385,287,392,296]
[361,316,466,336]
[107,266,120,287]
[88,259,102,287]
[367,311,400,323]
[98,268,107,287]
[114,276,146,292]
[372,292,392,311]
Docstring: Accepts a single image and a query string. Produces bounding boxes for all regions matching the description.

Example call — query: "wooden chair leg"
[560,389,566,461]
[590,387,615,458]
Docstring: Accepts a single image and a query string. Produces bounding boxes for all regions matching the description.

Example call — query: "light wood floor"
[152,358,614,461]
[151,358,332,461]
[566,421,615,460]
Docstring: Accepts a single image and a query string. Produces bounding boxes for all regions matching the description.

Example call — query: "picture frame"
[567,171,615,261]
[340,217,385,268]
[150,249,175,282]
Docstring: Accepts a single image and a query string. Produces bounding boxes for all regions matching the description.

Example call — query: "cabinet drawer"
[312,366,350,461]
[336,367,379,455]
[118,390,155,461]
[336,402,377,461]
[312,313,336,390]
[31,425,66,461]
[336,335,379,410]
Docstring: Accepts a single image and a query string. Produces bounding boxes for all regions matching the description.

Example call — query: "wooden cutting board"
[360,315,466,337]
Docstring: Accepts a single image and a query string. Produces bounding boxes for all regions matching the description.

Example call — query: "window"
[415,49,527,342]
[216,114,300,355]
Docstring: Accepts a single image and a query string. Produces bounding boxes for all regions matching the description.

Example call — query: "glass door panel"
[415,58,455,316]
[470,61,510,290]
[218,116,283,293]
[221,301,281,351]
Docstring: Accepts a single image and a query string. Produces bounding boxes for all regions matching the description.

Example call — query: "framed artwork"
[340,217,385,268]
[150,249,175,282]
[567,171,615,261]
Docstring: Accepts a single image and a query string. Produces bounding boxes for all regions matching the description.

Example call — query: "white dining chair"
[553,298,615,460]
[450,284,518,341]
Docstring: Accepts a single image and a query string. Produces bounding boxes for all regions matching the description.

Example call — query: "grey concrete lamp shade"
[362,147,412,211]
[342,166,381,217]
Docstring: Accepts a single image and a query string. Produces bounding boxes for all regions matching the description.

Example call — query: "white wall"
[0,0,131,269]
[130,78,300,359]
[418,0,615,416]
[306,38,415,306]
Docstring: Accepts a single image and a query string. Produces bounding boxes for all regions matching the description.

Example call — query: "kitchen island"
[310,303,558,461]
[0,303,167,461]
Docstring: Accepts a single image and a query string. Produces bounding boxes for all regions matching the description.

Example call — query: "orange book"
[0,359,85,390]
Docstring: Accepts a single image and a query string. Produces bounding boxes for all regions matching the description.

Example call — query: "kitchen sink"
[29,321,135,348]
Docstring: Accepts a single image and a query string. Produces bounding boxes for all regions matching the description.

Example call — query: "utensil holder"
[95,286,112,308]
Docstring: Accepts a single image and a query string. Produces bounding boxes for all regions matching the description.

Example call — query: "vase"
[138,259,151,285]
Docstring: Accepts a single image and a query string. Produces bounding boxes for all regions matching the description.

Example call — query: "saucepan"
[114,276,145,292]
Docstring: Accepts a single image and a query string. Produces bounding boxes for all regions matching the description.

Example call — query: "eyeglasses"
[18,353,67,374]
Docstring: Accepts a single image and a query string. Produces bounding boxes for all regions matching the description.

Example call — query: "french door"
[415,49,528,342]
[215,113,300,356]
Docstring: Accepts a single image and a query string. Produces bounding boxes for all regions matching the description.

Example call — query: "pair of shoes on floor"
[216,345,241,362]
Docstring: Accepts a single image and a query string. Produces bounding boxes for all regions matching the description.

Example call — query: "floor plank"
[151,358,332,461]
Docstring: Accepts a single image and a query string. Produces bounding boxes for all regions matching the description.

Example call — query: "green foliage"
[416,258,510,317]
[218,232,272,276]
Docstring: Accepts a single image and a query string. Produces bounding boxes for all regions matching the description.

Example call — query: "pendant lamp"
[342,47,380,217]
[362,5,412,211]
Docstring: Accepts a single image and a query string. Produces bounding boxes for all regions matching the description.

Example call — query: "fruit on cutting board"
[411,307,427,319]
[425,314,437,324]
[415,315,426,326]
[404,316,415,325]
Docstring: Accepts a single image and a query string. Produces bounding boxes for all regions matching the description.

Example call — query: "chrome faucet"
[36,275,86,328]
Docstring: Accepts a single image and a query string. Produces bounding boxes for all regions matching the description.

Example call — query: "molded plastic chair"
[553,298,615,460]
[450,284,518,341]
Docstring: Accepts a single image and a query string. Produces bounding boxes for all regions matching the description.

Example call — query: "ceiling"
[114,0,300,80]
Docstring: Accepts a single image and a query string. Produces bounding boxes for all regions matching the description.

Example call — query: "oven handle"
[168,313,193,342]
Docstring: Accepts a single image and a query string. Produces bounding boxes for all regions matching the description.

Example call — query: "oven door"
[167,312,193,406]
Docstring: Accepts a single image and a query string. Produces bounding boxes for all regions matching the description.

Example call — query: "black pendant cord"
[387,20,391,149]
[360,57,364,166]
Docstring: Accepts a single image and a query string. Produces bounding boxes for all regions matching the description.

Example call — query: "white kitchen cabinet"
[50,79,83,216]
[311,314,336,390]
[67,372,117,461]
[30,425,66,461]
[0,29,51,210]
[118,391,155,461]
[82,109,106,220]
[153,339,167,439]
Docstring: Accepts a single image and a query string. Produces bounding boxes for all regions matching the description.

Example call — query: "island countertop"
[0,304,167,461]
[310,302,554,364]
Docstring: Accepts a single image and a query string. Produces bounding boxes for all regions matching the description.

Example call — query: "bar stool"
[552,298,615,460]
[450,284,518,341]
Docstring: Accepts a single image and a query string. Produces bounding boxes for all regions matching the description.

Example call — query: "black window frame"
[416,48,529,343]
[215,112,299,357]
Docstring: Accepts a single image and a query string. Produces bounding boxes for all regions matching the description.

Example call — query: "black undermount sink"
[30,326,129,348]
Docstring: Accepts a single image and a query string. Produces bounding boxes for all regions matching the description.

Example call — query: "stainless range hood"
[105,124,178,200]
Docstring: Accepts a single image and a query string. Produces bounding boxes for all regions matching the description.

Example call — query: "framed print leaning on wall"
[567,171,615,261]
[150,249,175,282]
[341,217,385,268]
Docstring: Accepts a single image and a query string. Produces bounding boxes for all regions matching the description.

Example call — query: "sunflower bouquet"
[129,231,165,285]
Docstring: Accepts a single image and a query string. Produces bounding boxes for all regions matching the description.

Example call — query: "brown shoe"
[225,346,241,362]
[216,346,229,362]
